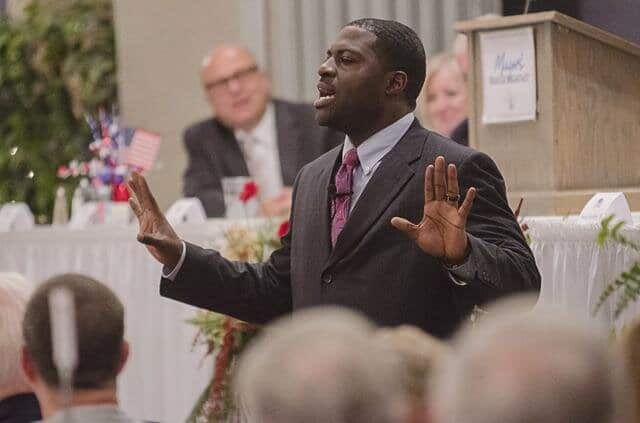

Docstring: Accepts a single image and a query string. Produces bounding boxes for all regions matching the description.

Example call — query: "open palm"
[128,172,182,268]
[391,156,476,264]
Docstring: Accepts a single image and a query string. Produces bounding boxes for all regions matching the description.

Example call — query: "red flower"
[277,220,290,238]
[57,166,70,179]
[239,181,258,203]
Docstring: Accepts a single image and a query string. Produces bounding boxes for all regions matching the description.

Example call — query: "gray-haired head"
[430,295,632,423]
[0,273,35,397]
[234,306,407,423]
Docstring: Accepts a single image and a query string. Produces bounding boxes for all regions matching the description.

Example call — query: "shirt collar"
[234,102,275,145]
[342,112,415,175]
[45,405,126,423]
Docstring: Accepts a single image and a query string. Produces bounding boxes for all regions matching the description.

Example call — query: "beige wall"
[113,1,242,210]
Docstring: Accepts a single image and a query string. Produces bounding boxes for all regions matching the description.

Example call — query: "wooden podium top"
[455,11,640,58]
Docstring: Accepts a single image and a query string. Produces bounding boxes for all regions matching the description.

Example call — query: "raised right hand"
[128,172,182,269]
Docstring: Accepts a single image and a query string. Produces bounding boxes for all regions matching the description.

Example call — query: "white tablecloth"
[2,215,640,421]
[526,214,640,329]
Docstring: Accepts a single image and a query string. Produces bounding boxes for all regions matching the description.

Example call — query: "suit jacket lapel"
[274,101,301,184]
[325,121,425,269]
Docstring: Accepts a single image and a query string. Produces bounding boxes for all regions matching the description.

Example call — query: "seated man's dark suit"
[183,99,343,217]
[164,119,540,338]
[0,393,41,423]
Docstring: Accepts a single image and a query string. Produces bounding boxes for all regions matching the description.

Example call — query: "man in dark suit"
[129,19,540,338]
[184,44,342,217]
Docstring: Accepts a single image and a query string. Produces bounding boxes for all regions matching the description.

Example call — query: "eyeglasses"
[204,65,259,92]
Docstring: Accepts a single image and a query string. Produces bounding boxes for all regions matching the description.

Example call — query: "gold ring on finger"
[445,193,460,203]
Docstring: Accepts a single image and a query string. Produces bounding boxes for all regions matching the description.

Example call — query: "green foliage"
[0,0,116,222]
[593,215,640,319]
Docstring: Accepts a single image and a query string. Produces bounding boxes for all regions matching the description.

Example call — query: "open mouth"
[314,82,336,109]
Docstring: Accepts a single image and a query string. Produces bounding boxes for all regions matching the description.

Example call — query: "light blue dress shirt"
[341,112,415,213]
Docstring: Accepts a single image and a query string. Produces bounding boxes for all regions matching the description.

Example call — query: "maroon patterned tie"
[331,148,360,246]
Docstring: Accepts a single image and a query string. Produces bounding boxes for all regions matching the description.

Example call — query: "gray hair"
[0,273,34,392]
[430,297,632,423]
[234,306,406,423]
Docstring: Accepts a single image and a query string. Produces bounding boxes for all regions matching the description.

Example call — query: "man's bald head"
[200,44,270,131]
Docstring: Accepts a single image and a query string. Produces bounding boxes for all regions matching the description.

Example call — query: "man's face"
[315,26,387,132]
[201,46,270,131]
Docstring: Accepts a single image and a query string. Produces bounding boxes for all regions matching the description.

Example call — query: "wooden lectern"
[455,12,640,215]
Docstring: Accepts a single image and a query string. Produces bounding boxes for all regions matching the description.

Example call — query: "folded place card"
[166,198,207,226]
[0,202,35,231]
[579,192,632,224]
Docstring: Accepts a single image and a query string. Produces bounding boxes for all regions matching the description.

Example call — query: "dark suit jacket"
[0,393,41,423]
[183,99,343,217]
[450,119,469,146]
[163,120,540,338]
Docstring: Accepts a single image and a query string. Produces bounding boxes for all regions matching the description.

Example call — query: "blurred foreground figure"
[374,325,450,423]
[430,296,633,423]
[620,319,640,422]
[21,274,138,423]
[0,273,41,423]
[234,307,407,423]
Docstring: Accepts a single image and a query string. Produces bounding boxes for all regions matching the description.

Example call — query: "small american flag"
[124,129,161,172]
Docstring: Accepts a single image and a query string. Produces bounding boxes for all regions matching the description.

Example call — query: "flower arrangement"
[186,219,289,423]
[56,107,160,212]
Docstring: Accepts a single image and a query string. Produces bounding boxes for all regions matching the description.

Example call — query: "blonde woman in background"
[416,52,469,146]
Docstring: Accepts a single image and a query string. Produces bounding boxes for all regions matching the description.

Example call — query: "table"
[526,214,640,329]
[2,215,640,421]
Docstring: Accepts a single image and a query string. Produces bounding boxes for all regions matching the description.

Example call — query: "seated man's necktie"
[331,148,359,247]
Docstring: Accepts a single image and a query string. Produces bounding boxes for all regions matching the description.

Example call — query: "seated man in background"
[234,307,407,423]
[430,296,634,423]
[21,274,138,423]
[0,273,41,423]
[184,44,343,217]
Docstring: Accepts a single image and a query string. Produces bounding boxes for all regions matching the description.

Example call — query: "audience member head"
[201,44,271,131]
[21,273,128,418]
[0,273,35,400]
[316,18,425,142]
[234,306,406,423]
[374,325,450,423]
[417,52,468,137]
[620,317,640,420]
[430,295,632,423]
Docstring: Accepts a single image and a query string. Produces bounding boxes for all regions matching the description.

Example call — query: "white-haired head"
[430,295,633,423]
[234,306,407,423]
[0,272,35,399]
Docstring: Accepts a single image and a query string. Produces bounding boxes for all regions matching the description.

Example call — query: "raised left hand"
[391,156,476,265]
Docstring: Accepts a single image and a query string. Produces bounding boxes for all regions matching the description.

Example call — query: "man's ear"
[21,346,37,384]
[385,71,408,97]
[117,340,130,375]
